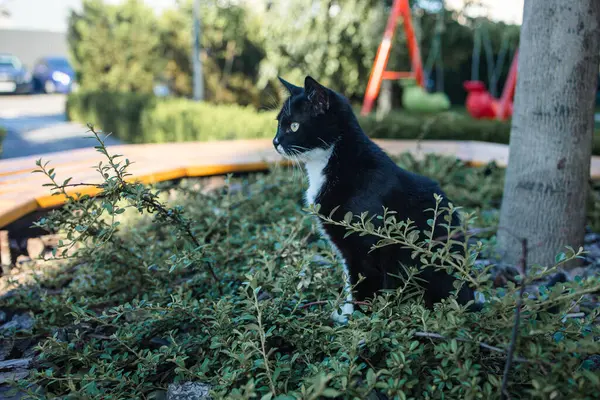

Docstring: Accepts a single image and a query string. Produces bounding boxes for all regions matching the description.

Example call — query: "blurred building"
[0,0,69,68]
[0,29,68,69]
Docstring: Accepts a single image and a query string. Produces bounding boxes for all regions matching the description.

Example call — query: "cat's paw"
[331,302,354,324]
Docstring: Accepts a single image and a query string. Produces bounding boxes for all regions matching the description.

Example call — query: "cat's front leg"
[330,260,355,324]
[329,254,383,324]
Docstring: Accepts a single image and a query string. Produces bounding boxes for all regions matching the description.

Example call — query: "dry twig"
[501,238,528,399]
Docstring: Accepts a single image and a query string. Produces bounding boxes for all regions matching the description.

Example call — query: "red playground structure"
[360,0,424,116]
[464,49,519,121]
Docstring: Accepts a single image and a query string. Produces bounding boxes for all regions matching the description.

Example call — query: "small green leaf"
[329,205,340,218]
[344,212,353,224]
[321,388,341,398]
[366,368,376,386]
[407,231,419,243]
[409,340,419,351]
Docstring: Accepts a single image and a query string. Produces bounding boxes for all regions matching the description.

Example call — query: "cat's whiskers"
[284,148,299,181]
[259,93,281,112]
[292,150,306,183]
[317,137,330,150]
[259,104,278,112]
[290,145,309,153]
[296,161,304,183]
[291,147,310,182]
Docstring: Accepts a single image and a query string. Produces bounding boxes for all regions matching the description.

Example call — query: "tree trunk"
[497,1,600,268]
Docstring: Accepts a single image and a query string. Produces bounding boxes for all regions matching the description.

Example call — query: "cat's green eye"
[290,122,300,132]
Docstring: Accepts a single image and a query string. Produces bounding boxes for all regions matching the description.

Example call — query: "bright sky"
[446,0,524,25]
[0,0,177,31]
[0,0,524,32]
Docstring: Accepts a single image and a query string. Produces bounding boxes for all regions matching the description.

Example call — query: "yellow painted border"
[0,161,291,228]
[0,199,39,228]
[0,140,598,229]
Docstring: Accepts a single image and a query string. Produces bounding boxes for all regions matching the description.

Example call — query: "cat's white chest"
[302,147,334,206]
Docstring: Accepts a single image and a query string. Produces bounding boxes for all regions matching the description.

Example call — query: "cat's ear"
[278,76,303,96]
[304,76,329,115]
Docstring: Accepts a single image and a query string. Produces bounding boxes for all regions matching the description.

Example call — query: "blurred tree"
[68,0,162,93]
[157,0,265,106]
[252,0,519,105]
[497,1,600,268]
[68,0,265,105]
[67,0,522,108]
[253,0,387,102]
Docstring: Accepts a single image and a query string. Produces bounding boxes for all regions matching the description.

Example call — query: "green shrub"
[2,131,600,399]
[140,99,277,143]
[66,91,155,143]
[67,91,277,143]
[360,110,512,142]
[362,110,600,155]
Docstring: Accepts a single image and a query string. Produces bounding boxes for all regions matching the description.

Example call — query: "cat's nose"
[273,137,280,147]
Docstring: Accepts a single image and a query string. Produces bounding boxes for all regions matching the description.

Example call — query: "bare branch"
[299,300,371,309]
[414,327,548,366]
[501,238,528,399]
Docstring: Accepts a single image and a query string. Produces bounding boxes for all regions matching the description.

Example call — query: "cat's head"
[273,76,341,160]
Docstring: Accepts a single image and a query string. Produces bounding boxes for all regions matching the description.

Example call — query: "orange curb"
[0,200,39,229]
[0,139,599,229]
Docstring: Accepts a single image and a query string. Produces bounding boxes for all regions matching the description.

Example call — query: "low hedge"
[66,91,156,143]
[140,99,277,143]
[359,110,511,142]
[67,91,600,154]
[67,91,277,144]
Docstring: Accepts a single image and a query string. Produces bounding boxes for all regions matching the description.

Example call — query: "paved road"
[0,94,122,159]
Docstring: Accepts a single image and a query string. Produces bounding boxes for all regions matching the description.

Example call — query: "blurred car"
[0,53,33,94]
[32,56,77,94]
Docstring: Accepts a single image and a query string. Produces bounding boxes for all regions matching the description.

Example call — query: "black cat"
[273,76,476,322]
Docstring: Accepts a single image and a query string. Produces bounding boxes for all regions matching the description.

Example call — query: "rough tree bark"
[497,1,600,268]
